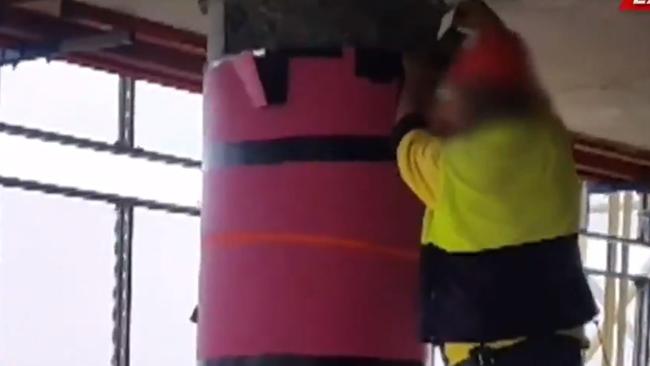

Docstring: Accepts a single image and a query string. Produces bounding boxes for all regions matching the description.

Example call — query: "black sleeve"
[436,27,467,70]
[391,113,427,151]
[190,306,198,323]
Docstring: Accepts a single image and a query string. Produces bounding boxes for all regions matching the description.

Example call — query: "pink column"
[199,50,423,366]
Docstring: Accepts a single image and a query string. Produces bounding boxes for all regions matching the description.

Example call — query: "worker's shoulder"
[483,115,570,145]
[446,117,551,147]
[441,116,573,173]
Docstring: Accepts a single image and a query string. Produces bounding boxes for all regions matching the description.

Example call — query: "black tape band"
[253,47,399,106]
[355,48,403,84]
[254,52,289,105]
[201,355,420,366]
[207,136,394,167]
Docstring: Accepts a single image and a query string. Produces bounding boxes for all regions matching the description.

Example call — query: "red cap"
[446,26,536,93]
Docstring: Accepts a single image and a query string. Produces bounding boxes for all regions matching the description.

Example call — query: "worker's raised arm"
[390,0,489,209]
[391,113,442,209]
[393,52,443,208]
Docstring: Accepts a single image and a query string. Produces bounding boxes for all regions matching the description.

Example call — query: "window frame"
[0,63,201,366]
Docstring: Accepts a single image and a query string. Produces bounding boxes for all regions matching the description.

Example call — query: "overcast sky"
[0,60,648,366]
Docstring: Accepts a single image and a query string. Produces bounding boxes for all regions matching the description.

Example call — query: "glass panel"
[0,134,201,208]
[130,208,200,365]
[0,60,119,141]
[625,194,649,278]
[585,194,610,281]
[135,81,202,160]
[0,188,114,366]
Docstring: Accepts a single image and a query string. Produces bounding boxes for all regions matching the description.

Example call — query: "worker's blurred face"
[426,83,471,137]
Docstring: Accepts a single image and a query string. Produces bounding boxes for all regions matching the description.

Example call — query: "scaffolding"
[581,189,650,366]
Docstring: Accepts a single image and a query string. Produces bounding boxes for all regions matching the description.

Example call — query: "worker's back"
[395,111,597,344]
[427,116,580,253]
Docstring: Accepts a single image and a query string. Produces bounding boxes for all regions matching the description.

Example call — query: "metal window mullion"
[0,121,201,168]
[641,193,650,242]
[633,279,650,366]
[0,175,199,216]
[603,193,621,366]
[113,202,134,366]
[579,182,589,261]
[118,77,135,148]
[616,192,633,366]
[112,76,135,366]
[632,193,650,366]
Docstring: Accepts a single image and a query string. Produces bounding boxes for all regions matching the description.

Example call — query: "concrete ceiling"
[76,0,650,149]
[490,0,650,150]
[79,0,208,34]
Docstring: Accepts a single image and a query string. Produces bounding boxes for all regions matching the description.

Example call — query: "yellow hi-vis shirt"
[396,117,582,365]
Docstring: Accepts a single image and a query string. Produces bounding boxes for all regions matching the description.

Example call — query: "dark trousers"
[455,336,583,366]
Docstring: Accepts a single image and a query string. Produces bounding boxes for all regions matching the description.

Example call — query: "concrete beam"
[221,0,448,54]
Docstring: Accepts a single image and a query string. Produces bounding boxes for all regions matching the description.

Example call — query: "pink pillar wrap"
[199,50,423,366]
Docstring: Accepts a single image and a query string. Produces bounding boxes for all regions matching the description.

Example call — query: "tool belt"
[455,335,584,366]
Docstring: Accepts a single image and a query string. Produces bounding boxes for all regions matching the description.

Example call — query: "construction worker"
[394,2,597,365]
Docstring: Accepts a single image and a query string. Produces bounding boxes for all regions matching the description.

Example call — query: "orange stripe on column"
[206,233,419,261]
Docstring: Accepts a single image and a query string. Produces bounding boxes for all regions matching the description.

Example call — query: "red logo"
[620,0,650,11]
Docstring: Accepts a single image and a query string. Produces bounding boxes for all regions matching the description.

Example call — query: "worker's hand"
[452,0,503,33]
[402,52,431,87]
